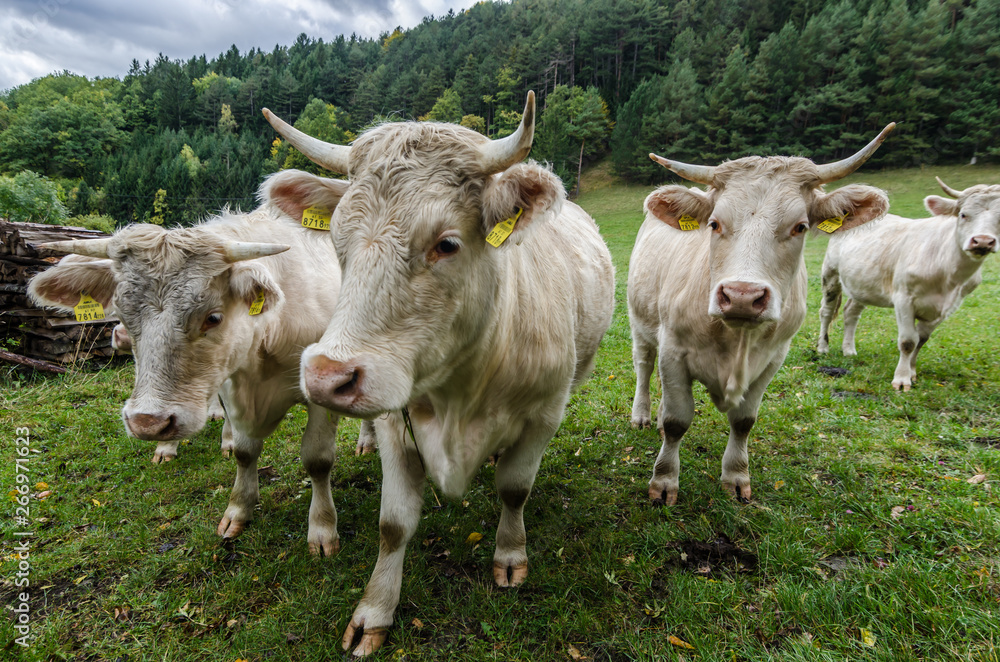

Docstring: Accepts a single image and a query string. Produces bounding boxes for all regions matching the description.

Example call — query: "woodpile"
[1,220,120,367]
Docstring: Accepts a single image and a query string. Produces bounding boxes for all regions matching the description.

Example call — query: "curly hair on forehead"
[713,156,824,190]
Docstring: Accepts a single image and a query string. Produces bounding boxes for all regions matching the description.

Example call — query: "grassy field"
[2,163,999,661]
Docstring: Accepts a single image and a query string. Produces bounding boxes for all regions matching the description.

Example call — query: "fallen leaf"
[91,498,102,507]
[967,474,988,484]
[285,632,302,644]
[669,635,695,650]
[466,532,483,544]
[774,480,785,490]
[890,506,905,520]
[860,628,876,647]
[35,482,49,490]
[37,490,52,499]
[158,522,172,530]
[412,618,424,629]
[568,644,585,659]
[73,575,87,585]
[227,619,240,628]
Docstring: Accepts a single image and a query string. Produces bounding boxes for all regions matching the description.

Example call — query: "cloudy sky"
[1,0,481,91]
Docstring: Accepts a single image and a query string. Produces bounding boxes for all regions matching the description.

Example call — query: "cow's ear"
[261,169,350,225]
[924,195,958,217]
[644,185,713,230]
[28,256,116,311]
[229,262,284,316]
[480,162,565,241]
[810,184,888,231]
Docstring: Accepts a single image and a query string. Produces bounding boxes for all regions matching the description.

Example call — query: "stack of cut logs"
[1,220,119,369]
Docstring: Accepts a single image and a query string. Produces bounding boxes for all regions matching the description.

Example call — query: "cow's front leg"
[151,439,179,464]
[891,299,919,391]
[302,402,340,556]
[720,358,781,501]
[908,320,937,381]
[630,326,657,429]
[649,351,694,505]
[217,427,263,539]
[841,298,865,356]
[356,419,378,456]
[344,416,424,658]
[493,419,557,587]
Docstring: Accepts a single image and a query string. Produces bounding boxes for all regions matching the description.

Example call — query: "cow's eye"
[434,237,461,257]
[792,221,809,236]
[201,312,224,332]
[959,212,968,220]
[708,219,721,232]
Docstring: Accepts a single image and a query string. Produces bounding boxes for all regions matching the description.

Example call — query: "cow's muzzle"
[303,355,366,414]
[125,412,180,441]
[714,280,772,325]
[966,234,997,257]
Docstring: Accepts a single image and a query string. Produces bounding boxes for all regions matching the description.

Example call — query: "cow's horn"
[262,108,352,174]
[648,154,716,185]
[476,91,536,175]
[221,242,290,263]
[816,123,896,184]
[935,176,963,198]
[39,238,112,258]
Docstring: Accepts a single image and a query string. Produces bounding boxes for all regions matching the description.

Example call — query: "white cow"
[629,126,893,505]
[263,92,615,656]
[29,169,374,555]
[818,177,1000,390]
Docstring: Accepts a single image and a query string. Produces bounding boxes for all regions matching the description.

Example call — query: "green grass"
[2,164,999,661]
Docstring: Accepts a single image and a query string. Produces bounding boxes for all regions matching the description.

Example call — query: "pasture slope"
[2,163,999,661]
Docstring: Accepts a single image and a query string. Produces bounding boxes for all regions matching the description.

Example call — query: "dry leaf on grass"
[967,474,988,484]
[890,505,905,520]
[567,644,587,659]
[669,635,695,650]
[466,532,483,544]
[860,628,876,647]
[412,618,424,629]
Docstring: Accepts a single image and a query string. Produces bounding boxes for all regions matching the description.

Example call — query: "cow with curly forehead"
[264,92,615,657]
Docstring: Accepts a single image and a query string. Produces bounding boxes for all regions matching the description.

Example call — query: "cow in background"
[264,92,615,656]
[629,125,894,505]
[818,177,1000,390]
[29,170,374,555]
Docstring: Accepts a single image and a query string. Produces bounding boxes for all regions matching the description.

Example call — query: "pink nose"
[717,281,770,319]
[112,325,132,353]
[125,413,179,440]
[968,235,997,255]
[304,355,364,412]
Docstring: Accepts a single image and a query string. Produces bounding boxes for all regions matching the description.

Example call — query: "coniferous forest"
[1,0,998,228]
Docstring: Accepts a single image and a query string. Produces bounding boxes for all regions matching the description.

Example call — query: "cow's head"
[28,170,344,440]
[645,125,894,327]
[263,93,559,418]
[925,178,1000,259]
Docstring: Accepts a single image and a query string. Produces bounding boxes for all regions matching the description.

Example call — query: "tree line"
[1,0,997,227]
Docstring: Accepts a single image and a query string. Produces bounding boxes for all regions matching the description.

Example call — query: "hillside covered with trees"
[1,0,998,228]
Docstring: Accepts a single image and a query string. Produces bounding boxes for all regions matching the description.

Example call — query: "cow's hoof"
[493,561,528,587]
[631,415,652,430]
[308,536,341,557]
[343,621,387,657]
[151,452,174,464]
[355,444,375,457]
[721,482,752,503]
[217,517,246,539]
[648,485,677,506]
[892,379,912,392]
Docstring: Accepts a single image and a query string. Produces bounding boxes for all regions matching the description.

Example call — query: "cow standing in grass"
[628,125,894,505]
[818,177,1000,390]
[29,170,374,555]
[264,92,615,656]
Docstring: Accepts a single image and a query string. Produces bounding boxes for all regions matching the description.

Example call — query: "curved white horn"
[649,153,716,185]
[935,176,963,199]
[221,242,290,263]
[262,108,352,174]
[816,123,896,184]
[39,238,112,258]
[476,91,536,174]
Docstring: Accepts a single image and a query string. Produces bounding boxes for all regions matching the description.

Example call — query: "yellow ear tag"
[73,292,105,322]
[248,292,266,316]
[817,214,846,234]
[485,207,524,247]
[677,214,700,231]
[301,206,332,231]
